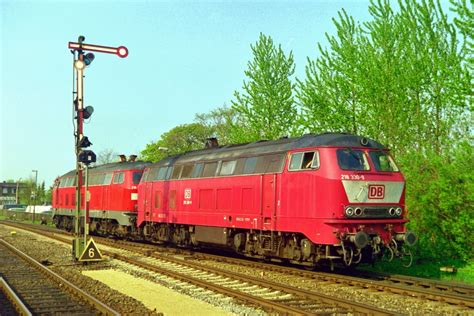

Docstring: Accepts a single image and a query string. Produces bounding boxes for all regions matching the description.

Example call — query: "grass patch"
[359,258,474,285]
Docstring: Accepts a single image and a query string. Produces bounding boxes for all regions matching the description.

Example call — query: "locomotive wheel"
[383,246,395,262]
[401,248,413,267]
[342,246,353,266]
[352,248,362,264]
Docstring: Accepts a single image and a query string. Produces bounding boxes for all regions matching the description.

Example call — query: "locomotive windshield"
[369,151,399,172]
[337,148,370,171]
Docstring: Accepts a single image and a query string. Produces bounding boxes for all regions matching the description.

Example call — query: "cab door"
[144,182,153,222]
[261,174,277,231]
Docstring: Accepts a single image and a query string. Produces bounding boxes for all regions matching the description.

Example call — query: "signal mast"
[69,36,128,261]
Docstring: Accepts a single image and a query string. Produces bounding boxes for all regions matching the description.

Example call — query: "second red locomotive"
[52,159,150,236]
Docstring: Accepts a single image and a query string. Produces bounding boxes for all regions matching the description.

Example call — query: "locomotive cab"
[282,137,416,267]
[329,146,416,266]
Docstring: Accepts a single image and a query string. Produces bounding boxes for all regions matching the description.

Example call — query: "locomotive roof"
[59,161,151,178]
[154,133,386,167]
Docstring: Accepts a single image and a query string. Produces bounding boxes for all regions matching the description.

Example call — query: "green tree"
[97,148,119,165]
[451,0,474,70]
[298,0,470,153]
[231,33,297,142]
[403,142,474,261]
[194,105,238,145]
[140,123,213,162]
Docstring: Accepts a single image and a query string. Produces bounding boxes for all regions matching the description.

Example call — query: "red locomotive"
[137,133,416,267]
[53,133,416,267]
[52,159,150,236]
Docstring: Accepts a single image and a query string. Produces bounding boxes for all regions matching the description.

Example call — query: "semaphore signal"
[69,35,128,261]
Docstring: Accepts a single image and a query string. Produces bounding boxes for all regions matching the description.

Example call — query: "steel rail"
[95,238,391,315]
[106,235,474,309]
[3,221,473,310]
[109,252,314,315]
[0,277,32,316]
[0,222,388,315]
[189,250,474,308]
[0,239,120,316]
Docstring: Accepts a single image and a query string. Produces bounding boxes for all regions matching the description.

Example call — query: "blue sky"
[0,0,419,186]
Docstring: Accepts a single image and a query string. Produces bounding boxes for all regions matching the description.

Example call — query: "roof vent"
[119,154,126,162]
[205,137,219,149]
[128,155,137,162]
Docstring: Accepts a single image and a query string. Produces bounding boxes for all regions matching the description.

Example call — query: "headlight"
[395,207,402,216]
[389,208,396,216]
[345,207,354,217]
[354,207,363,216]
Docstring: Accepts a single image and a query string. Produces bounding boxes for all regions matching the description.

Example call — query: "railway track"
[3,220,474,313]
[0,277,28,316]
[189,249,474,308]
[0,221,389,315]
[0,237,119,315]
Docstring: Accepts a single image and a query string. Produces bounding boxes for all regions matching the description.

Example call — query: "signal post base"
[72,237,103,262]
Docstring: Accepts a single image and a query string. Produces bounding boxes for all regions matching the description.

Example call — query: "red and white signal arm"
[69,42,128,58]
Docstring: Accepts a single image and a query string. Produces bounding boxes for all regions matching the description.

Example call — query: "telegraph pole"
[69,35,128,261]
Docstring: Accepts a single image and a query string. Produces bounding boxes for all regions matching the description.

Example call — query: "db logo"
[184,189,192,200]
[368,185,385,199]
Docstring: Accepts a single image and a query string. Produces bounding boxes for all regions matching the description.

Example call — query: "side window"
[171,166,182,179]
[219,160,236,176]
[143,168,152,181]
[289,151,320,171]
[192,163,203,178]
[96,174,105,185]
[132,171,143,184]
[243,157,258,174]
[165,166,173,179]
[180,165,194,179]
[202,162,218,177]
[234,158,246,175]
[265,154,285,173]
[157,167,169,180]
[89,174,97,186]
[147,167,156,181]
[113,172,125,184]
[103,173,113,185]
[255,156,268,173]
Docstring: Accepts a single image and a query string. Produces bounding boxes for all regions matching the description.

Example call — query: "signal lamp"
[79,150,96,165]
[83,105,94,119]
[79,136,92,148]
[74,60,85,70]
[84,53,95,66]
